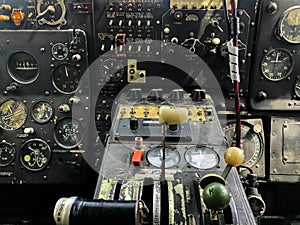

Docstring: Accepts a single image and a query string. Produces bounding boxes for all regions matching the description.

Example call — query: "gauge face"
[37,0,67,26]
[0,99,27,130]
[185,146,219,169]
[31,101,54,124]
[224,122,263,168]
[146,146,180,168]
[0,142,15,166]
[7,51,39,84]
[100,59,124,82]
[20,139,51,171]
[54,117,84,149]
[52,63,81,94]
[295,80,300,98]
[51,43,68,60]
[261,49,294,81]
[279,6,300,44]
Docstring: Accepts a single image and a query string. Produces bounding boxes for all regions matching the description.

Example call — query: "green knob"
[202,182,231,210]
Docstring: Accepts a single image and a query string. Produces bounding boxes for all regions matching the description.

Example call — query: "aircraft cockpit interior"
[0,0,300,225]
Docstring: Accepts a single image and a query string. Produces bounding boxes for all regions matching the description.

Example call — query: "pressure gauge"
[100,58,124,82]
[54,117,84,149]
[52,63,82,94]
[278,6,300,44]
[261,48,294,81]
[20,139,51,171]
[224,121,264,168]
[294,80,300,98]
[7,51,39,84]
[184,146,219,169]
[36,0,67,26]
[0,142,15,167]
[146,146,180,168]
[0,99,27,130]
[31,101,54,124]
[51,43,68,60]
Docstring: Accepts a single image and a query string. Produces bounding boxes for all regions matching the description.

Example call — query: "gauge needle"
[275,52,279,63]
[65,66,69,77]
[7,105,12,113]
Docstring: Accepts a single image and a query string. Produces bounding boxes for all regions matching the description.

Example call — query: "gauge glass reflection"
[185,146,219,169]
[0,99,27,130]
[54,117,84,149]
[279,6,300,44]
[31,101,54,124]
[261,49,293,81]
[7,51,39,84]
[146,146,180,168]
[52,63,81,94]
[0,142,15,167]
[20,139,51,171]
[224,122,263,168]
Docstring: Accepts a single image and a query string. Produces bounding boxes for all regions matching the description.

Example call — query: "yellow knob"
[224,147,244,167]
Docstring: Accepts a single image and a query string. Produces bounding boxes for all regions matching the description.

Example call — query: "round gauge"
[261,49,294,81]
[36,0,67,26]
[51,43,68,60]
[224,121,263,168]
[54,117,84,149]
[31,101,54,124]
[184,146,219,169]
[0,99,27,130]
[0,142,15,166]
[20,139,51,171]
[146,146,180,168]
[100,59,124,82]
[294,80,300,98]
[52,63,82,94]
[278,6,300,44]
[7,51,39,84]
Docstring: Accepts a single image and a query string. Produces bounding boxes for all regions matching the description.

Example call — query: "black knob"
[267,2,277,14]
[168,89,184,102]
[174,11,183,21]
[130,117,139,131]
[190,89,206,102]
[257,91,267,101]
[127,88,142,102]
[147,88,163,102]
[168,124,178,132]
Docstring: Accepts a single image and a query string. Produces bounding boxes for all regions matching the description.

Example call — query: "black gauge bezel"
[52,63,82,94]
[54,117,84,149]
[20,138,52,171]
[0,99,27,131]
[278,6,300,44]
[31,100,54,124]
[7,51,39,84]
[51,42,69,61]
[261,48,294,81]
[0,142,15,167]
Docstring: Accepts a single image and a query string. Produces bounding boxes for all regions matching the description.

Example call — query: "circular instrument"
[0,99,27,130]
[100,58,124,82]
[224,121,264,168]
[0,141,15,166]
[20,139,51,171]
[146,146,180,168]
[51,42,68,60]
[52,63,82,94]
[261,48,294,81]
[54,117,84,149]
[294,80,300,98]
[36,0,67,26]
[185,146,219,169]
[7,51,39,84]
[278,6,300,44]
[31,101,54,124]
